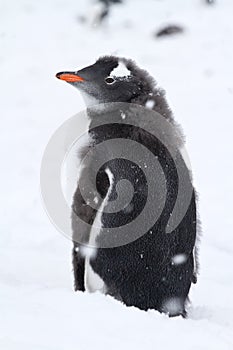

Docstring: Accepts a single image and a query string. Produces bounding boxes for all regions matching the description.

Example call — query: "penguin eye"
[105,77,116,85]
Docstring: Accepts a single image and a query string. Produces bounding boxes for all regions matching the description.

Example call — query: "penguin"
[156,25,184,38]
[89,0,123,27]
[56,56,199,317]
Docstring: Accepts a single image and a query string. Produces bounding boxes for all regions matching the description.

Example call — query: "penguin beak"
[56,72,85,83]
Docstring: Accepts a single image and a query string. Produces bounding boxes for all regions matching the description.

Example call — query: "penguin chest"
[84,205,106,293]
[84,258,106,293]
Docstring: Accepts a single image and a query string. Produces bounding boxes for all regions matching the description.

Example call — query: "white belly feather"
[84,167,114,293]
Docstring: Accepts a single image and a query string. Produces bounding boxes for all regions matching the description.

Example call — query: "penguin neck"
[130,88,173,122]
[85,87,173,123]
[81,91,99,108]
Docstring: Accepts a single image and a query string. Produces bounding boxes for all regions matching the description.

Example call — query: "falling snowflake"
[171,254,187,265]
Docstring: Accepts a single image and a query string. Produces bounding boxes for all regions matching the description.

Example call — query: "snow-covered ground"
[1,0,233,349]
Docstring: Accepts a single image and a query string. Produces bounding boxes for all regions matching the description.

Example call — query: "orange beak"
[56,72,85,83]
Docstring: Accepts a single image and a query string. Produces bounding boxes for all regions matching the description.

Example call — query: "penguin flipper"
[71,184,98,292]
[71,157,110,291]
[72,244,85,291]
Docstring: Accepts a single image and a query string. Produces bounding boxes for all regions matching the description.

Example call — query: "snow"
[120,110,126,119]
[172,254,188,265]
[88,2,106,28]
[80,245,97,260]
[94,196,99,204]
[1,0,233,349]
[145,99,155,109]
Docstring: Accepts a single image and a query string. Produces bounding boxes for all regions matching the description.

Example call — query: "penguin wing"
[71,146,110,245]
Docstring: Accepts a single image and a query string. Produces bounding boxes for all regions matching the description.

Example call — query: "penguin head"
[56,56,155,106]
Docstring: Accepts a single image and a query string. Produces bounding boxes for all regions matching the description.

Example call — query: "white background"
[0,0,233,349]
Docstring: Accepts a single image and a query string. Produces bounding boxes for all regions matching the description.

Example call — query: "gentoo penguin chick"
[56,56,199,317]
